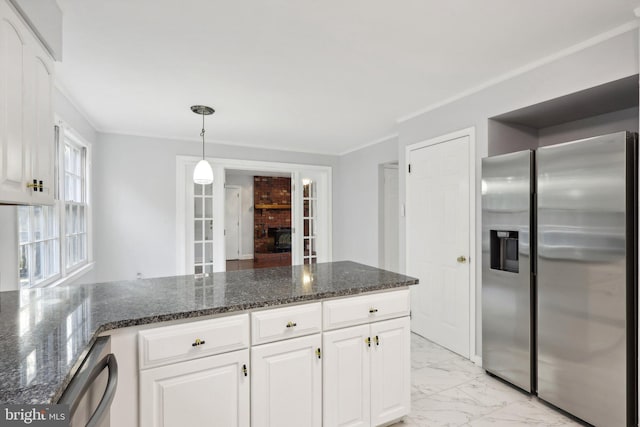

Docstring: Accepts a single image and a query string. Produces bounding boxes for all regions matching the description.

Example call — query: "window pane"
[64,145,71,173]
[205,243,213,264]
[194,198,203,218]
[194,220,203,242]
[66,204,72,235]
[19,245,29,286]
[75,176,82,203]
[204,220,213,241]
[33,242,44,282]
[204,264,213,274]
[309,238,316,257]
[46,206,57,238]
[204,184,212,196]
[72,147,80,175]
[204,199,212,218]
[78,206,85,233]
[73,235,78,266]
[33,207,44,241]
[78,234,86,262]
[50,240,59,275]
[18,207,30,243]
[194,183,202,196]
[194,265,203,274]
[66,236,72,267]
[64,173,71,200]
[72,205,79,234]
[194,243,203,264]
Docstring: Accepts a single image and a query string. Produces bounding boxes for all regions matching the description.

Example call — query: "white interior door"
[225,186,241,261]
[407,135,470,357]
[382,165,399,272]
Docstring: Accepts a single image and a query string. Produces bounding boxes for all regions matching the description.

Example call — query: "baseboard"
[239,254,254,260]
[471,355,483,367]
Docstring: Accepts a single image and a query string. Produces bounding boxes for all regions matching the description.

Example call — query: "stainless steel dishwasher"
[59,336,118,427]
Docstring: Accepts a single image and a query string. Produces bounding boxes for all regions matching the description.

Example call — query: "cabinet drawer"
[138,314,249,370]
[251,302,321,345]
[323,289,410,330]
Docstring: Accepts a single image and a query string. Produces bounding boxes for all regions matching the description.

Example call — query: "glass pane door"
[194,183,214,274]
[302,178,317,264]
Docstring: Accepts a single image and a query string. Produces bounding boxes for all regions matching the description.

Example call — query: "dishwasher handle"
[61,353,118,427]
[86,354,118,427]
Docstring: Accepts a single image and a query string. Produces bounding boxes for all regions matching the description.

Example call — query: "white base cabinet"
[324,317,410,427]
[251,334,322,427]
[370,317,411,426]
[131,290,410,427]
[323,324,371,427]
[139,349,250,427]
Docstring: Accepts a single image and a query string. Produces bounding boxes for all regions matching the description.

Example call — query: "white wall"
[396,28,639,358]
[333,136,398,266]
[91,133,338,283]
[225,174,254,259]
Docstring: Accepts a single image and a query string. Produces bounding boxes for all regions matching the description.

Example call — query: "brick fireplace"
[253,176,292,267]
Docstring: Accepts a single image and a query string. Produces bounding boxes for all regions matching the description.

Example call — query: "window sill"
[44,262,95,288]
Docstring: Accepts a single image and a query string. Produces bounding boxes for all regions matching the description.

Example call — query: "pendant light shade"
[193,159,214,185]
[191,105,215,185]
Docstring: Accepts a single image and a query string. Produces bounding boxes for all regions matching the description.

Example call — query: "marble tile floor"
[391,334,584,427]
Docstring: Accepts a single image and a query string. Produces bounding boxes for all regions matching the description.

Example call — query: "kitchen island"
[0,261,417,426]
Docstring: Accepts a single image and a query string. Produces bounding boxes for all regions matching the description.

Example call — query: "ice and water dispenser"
[490,230,519,273]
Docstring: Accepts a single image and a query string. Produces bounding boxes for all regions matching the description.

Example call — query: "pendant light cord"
[201,113,206,159]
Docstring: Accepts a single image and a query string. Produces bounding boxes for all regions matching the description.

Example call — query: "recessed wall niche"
[488,75,639,156]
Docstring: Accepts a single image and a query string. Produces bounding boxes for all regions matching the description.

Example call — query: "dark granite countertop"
[0,261,417,405]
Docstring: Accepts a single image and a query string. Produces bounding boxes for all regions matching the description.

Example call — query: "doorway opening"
[176,156,332,275]
[225,170,293,271]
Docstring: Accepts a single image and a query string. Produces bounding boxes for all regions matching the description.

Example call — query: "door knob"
[457,256,467,263]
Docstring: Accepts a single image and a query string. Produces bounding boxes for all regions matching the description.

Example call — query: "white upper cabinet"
[0,0,54,205]
[7,0,62,60]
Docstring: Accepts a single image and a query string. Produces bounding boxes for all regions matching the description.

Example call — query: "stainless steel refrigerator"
[482,150,534,393]
[482,131,637,427]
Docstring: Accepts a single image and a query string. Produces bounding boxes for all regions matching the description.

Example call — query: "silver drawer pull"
[286,321,297,328]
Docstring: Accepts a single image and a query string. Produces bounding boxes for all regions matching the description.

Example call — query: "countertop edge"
[47,279,417,404]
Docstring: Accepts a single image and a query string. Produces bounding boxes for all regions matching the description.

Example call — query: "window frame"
[17,121,93,289]
[17,204,61,288]
[62,133,89,273]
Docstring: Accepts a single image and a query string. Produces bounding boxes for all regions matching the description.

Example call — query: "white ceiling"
[55,0,638,155]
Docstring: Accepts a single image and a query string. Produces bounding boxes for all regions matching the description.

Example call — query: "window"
[64,141,87,270]
[193,183,214,274]
[18,125,91,288]
[18,205,60,287]
[302,178,317,264]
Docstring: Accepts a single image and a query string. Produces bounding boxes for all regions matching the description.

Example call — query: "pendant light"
[191,105,215,185]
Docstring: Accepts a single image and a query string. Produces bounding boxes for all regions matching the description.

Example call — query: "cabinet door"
[139,349,249,427]
[323,324,370,427]
[0,2,29,204]
[370,317,410,426]
[29,49,53,204]
[251,334,321,427]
